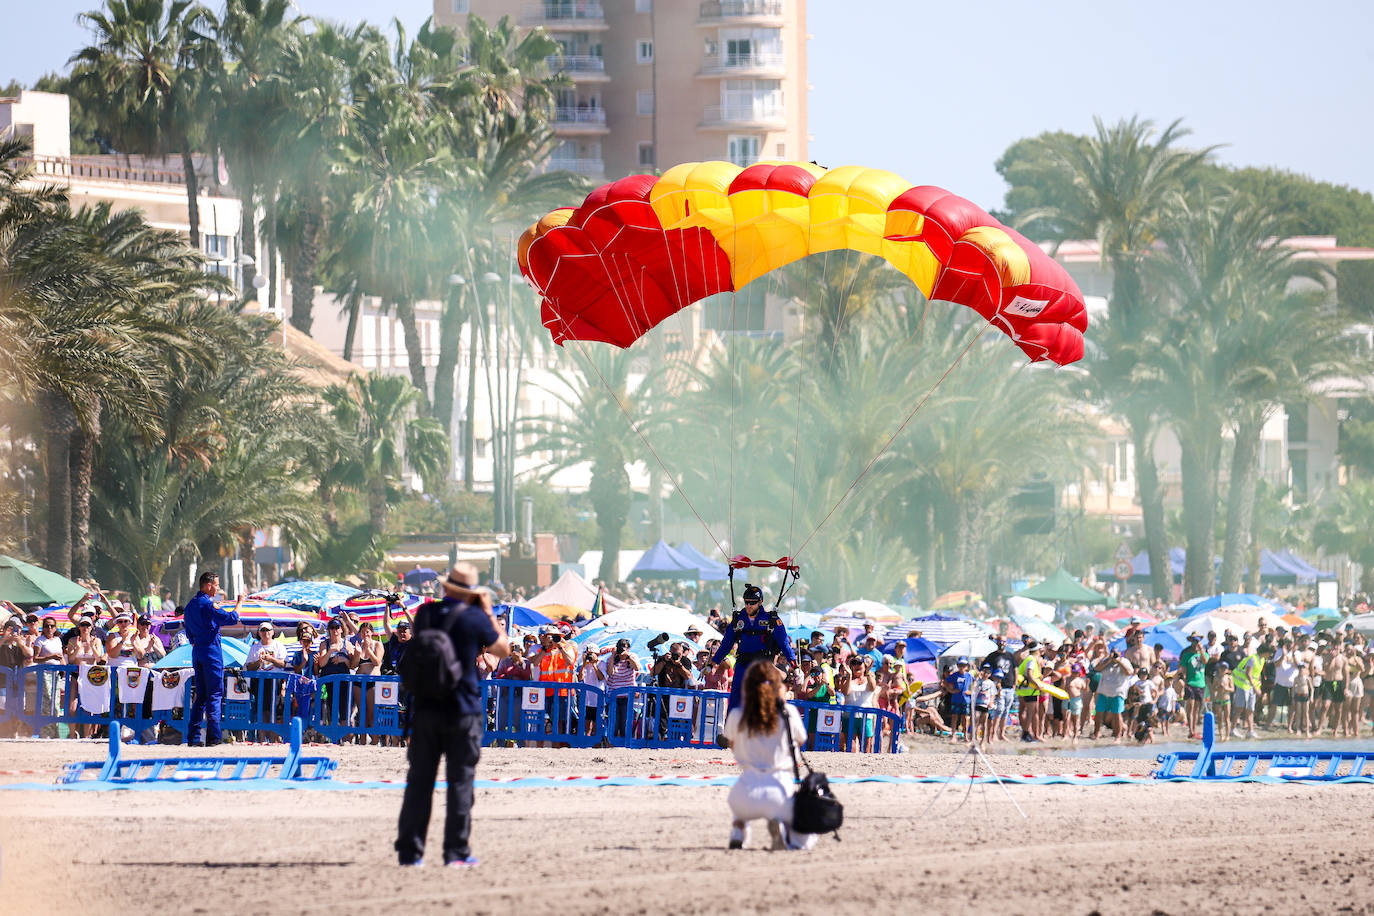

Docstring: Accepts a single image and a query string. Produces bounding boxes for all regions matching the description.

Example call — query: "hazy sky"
[5,0,1373,211]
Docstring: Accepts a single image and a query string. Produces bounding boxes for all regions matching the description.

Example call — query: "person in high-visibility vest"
[1231,643,1266,739]
[533,626,576,745]
[1015,639,1044,743]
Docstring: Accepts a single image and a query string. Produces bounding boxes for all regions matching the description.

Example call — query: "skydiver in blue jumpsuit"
[712,583,796,715]
[184,571,242,746]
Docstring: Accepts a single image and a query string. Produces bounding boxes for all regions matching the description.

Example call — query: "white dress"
[722,706,807,827]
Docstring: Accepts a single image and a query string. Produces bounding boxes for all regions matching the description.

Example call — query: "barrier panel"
[1,667,902,754]
[482,679,606,748]
[789,699,904,753]
[313,672,405,744]
[603,686,729,749]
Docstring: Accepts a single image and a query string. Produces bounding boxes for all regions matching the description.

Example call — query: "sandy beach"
[1,735,1371,916]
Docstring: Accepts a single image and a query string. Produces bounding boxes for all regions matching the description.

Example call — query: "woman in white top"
[721,661,815,851]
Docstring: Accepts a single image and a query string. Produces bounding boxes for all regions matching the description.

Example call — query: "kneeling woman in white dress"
[722,661,816,850]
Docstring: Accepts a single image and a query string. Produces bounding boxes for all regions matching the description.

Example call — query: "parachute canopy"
[517,161,1087,365]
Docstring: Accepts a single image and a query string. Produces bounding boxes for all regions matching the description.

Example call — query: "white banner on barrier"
[224,675,251,702]
[522,688,545,711]
[373,681,399,706]
[668,696,692,719]
[817,709,841,734]
[118,667,150,704]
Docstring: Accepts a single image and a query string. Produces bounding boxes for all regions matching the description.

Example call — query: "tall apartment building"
[435,0,808,178]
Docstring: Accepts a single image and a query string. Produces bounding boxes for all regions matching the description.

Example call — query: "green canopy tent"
[0,555,88,606]
[1015,568,1108,606]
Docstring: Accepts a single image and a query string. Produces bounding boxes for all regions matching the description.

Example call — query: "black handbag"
[780,701,843,839]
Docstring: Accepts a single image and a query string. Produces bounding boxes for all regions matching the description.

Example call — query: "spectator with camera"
[604,638,640,739]
[531,626,576,744]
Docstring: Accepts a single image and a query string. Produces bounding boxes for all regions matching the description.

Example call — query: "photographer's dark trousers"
[395,709,482,864]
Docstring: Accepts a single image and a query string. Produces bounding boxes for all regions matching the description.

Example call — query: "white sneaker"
[728,824,749,850]
[1231,728,1244,738]
[1247,729,1259,739]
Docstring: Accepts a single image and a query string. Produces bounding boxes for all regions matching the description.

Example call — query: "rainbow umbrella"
[930,590,981,611]
[231,599,324,628]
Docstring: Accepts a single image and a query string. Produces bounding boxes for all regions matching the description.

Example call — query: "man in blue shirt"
[943,657,975,744]
[395,562,510,868]
[184,571,242,746]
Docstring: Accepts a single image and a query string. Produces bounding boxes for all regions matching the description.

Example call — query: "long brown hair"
[741,661,784,736]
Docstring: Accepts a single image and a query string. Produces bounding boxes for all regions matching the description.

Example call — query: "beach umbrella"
[828,599,901,623]
[930,590,981,610]
[1015,568,1108,605]
[905,613,990,645]
[1012,614,1067,645]
[1005,595,1055,622]
[580,603,721,641]
[938,636,1000,660]
[1097,607,1159,625]
[336,592,424,627]
[1209,609,1288,633]
[496,604,555,629]
[1176,593,1284,620]
[402,567,439,586]
[0,555,88,606]
[782,610,822,629]
[1068,612,1118,634]
[906,661,939,685]
[250,580,362,613]
[879,635,942,663]
[231,600,326,629]
[154,636,251,669]
[1341,613,1374,636]
[816,615,889,642]
[1302,606,1341,622]
[1175,614,1249,641]
[1109,625,1189,659]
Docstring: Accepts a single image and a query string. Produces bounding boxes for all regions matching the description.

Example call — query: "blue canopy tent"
[1109,624,1189,661]
[1273,549,1334,585]
[880,635,943,663]
[1176,593,1285,619]
[496,604,555,629]
[155,636,251,669]
[673,542,730,580]
[1097,548,1193,584]
[629,540,701,580]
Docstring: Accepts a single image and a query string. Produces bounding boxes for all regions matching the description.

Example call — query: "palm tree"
[70,0,216,249]
[1021,117,1216,600]
[1313,479,1374,593]
[323,372,449,539]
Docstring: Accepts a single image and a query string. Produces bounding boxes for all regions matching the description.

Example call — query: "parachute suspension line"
[792,323,991,562]
[785,244,829,559]
[727,234,740,560]
[568,338,730,562]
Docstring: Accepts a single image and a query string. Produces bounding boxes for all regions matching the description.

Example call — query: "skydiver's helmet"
[742,584,764,604]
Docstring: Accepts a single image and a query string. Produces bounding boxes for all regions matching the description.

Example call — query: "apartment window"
[204,234,230,260]
[637,40,654,63]
[635,0,652,10]
[636,91,654,115]
[638,142,655,169]
[721,78,782,116]
[451,0,469,12]
[776,142,785,157]
[727,135,760,167]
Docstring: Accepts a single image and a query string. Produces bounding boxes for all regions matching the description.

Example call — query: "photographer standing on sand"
[395,563,509,868]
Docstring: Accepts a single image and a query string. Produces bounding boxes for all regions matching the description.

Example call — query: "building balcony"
[552,105,610,134]
[24,153,190,187]
[700,104,786,130]
[698,0,784,25]
[543,157,605,177]
[698,51,786,77]
[545,54,610,82]
[522,1,607,30]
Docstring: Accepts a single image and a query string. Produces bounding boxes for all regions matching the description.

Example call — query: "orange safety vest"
[540,647,574,698]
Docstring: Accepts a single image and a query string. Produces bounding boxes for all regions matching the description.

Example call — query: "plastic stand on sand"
[918,739,1027,820]
[1151,711,1372,781]
[60,716,338,785]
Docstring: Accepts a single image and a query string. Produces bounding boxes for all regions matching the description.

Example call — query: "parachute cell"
[517,161,1087,364]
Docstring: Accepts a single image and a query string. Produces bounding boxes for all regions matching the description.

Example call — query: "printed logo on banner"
[817,709,841,734]
[86,665,109,687]
[125,668,143,689]
[160,670,182,689]
[668,696,692,719]
[225,675,251,701]
[373,681,399,706]
[522,688,545,711]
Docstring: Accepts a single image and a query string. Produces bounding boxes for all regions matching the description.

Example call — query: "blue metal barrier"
[603,686,728,749]
[482,679,606,748]
[1153,711,1374,781]
[313,673,404,743]
[789,699,904,753]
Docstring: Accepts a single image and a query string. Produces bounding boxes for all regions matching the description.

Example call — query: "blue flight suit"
[712,607,796,711]
[184,590,240,745]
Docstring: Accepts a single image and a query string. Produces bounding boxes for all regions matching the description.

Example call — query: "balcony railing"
[523,1,606,26]
[699,0,784,20]
[544,157,605,176]
[702,104,785,126]
[700,51,785,74]
[22,153,188,186]
[553,106,608,126]
[545,54,606,74]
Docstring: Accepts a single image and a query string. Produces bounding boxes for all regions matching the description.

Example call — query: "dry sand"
[0,735,1370,916]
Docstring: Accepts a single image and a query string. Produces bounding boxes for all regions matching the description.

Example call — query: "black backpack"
[397,602,464,701]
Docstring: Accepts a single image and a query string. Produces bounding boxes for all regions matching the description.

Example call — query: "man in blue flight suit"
[712,583,796,717]
[184,571,243,747]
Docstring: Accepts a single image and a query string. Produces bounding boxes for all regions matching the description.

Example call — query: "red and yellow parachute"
[517,161,1086,365]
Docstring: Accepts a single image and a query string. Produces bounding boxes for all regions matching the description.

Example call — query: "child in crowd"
[942,658,974,744]
[1066,665,1088,744]
[1291,662,1312,737]
[1213,663,1235,741]
[1132,666,1156,744]
[1155,673,1179,739]
[973,663,998,746]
